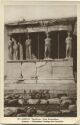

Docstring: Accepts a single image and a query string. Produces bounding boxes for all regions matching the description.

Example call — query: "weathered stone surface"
[37,62,52,79]
[27,99,39,105]
[52,67,73,78]
[60,96,69,101]
[4,81,76,97]
[6,63,21,79]
[52,58,73,66]
[40,99,48,104]
[4,107,17,116]
[61,99,72,106]
[8,99,18,106]
[36,110,45,115]
[17,113,27,117]
[69,104,77,112]
[4,91,77,117]
[17,108,26,114]
[22,63,36,79]
[61,109,70,114]
[18,98,24,106]
[46,111,61,116]
[26,107,37,116]
[48,98,60,105]
[5,59,76,96]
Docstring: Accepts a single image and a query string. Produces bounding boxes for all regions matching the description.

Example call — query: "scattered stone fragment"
[4,99,9,106]
[4,107,17,117]
[26,107,37,116]
[17,108,26,114]
[69,104,77,112]
[8,99,18,106]
[61,99,72,106]
[46,111,61,116]
[60,96,69,101]
[36,110,45,115]
[18,98,24,106]
[40,99,48,104]
[27,99,39,105]
[48,98,60,105]
[17,113,27,117]
[61,109,70,115]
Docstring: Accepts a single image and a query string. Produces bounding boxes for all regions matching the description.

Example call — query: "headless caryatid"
[13,39,19,60]
[44,32,51,58]
[8,37,13,60]
[65,32,72,58]
[25,35,31,59]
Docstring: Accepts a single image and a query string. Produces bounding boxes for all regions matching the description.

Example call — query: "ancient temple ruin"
[4,17,77,96]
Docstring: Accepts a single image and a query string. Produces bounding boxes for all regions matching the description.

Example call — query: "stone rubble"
[4,89,77,117]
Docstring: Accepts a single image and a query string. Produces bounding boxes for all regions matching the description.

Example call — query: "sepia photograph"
[4,3,77,118]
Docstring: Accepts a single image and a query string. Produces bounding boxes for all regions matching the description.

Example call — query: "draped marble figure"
[13,39,19,60]
[44,32,51,58]
[65,32,72,58]
[25,35,31,59]
[8,37,13,60]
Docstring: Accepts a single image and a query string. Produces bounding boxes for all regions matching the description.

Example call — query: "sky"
[4,4,77,23]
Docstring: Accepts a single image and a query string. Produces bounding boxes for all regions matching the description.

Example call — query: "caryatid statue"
[25,35,31,59]
[8,37,13,60]
[13,39,19,60]
[65,32,72,58]
[44,32,51,58]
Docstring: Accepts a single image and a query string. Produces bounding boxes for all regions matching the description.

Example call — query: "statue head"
[12,38,17,44]
[46,32,50,38]
[10,36,12,41]
[67,32,71,37]
[27,35,30,39]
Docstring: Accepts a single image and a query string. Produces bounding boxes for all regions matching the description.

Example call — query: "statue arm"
[8,41,11,48]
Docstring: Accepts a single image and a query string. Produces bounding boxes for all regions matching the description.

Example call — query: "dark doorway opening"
[59,31,67,58]
[29,32,38,59]
[29,32,45,59]
[38,32,45,59]
[50,31,58,59]
[50,31,67,59]
[72,34,77,72]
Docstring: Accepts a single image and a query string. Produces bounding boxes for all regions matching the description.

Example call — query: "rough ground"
[4,89,77,117]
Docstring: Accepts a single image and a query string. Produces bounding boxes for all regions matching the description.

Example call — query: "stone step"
[5,80,76,93]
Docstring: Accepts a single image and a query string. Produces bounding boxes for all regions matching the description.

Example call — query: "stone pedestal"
[5,58,76,96]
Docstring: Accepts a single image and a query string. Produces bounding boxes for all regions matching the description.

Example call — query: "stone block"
[48,98,60,105]
[37,61,52,79]
[6,62,21,79]
[27,99,39,104]
[22,62,36,79]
